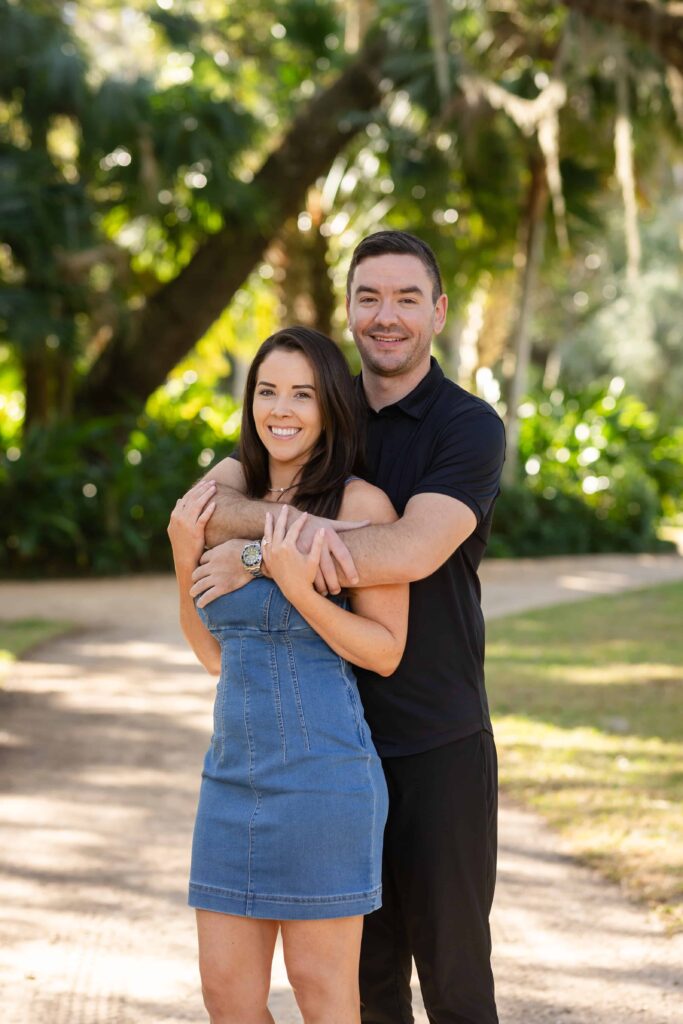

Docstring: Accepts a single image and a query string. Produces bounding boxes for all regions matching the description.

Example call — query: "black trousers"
[359,731,499,1024]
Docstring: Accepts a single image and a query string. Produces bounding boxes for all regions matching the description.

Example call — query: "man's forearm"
[339,496,476,587]
[341,520,423,587]
[205,486,302,548]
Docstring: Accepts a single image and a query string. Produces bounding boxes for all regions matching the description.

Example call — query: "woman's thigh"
[281,916,363,1000]
[196,910,279,1006]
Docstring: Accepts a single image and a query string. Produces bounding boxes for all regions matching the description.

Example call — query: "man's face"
[346,254,447,378]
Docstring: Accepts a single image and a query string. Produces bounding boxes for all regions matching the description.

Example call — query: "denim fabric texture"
[189,578,388,920]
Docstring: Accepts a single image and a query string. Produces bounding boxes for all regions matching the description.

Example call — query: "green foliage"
[0,397,239,576]
[490,380,681,556]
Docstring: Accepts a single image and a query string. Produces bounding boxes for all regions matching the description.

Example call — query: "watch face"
[242,542,262,569]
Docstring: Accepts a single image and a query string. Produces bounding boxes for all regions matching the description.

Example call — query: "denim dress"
[188,578,388,920]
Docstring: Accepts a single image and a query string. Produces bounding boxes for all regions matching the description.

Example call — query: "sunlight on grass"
[487,581,683,930]
[0,619,73,670]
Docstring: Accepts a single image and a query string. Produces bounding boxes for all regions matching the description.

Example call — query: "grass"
[0,618,73,669]
[486,580,683,931]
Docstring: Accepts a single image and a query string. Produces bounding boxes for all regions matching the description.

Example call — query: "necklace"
[267,482,298,502]
[267,483,297,493]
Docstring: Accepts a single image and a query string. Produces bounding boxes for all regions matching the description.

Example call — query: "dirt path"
[1,553,682,1023]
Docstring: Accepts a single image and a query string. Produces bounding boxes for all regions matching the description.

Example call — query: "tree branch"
[79,31,387,416]
[559,0,683,72]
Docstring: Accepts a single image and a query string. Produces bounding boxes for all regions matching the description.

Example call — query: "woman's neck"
[267,459,302,494]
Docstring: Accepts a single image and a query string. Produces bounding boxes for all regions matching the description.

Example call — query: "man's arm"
[336,492,477,586]
[190,455,366,596]
[337,410,505,588]
[201,457,266,548]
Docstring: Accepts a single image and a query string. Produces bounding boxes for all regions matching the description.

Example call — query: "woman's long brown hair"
[240,327,365,519]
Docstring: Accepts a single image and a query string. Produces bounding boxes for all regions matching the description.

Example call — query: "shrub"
[0,410,237,576]
[489,380,681,557]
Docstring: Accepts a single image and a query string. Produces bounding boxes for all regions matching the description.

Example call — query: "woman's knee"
[287,954,358,1016]
[199,961,269,1023]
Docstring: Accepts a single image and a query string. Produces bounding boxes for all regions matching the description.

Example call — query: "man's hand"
[296,514,369,595]
[190,538,251,607]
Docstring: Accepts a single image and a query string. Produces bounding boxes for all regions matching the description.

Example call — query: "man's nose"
[374,298,397,324]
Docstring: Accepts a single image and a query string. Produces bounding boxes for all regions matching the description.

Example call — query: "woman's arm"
[167,480,222,675]
[262,484,409,677]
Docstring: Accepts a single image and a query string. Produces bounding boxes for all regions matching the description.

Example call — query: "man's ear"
[434,293,448,334]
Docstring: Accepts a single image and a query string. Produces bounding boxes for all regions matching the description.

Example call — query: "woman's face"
[252,348,323,472]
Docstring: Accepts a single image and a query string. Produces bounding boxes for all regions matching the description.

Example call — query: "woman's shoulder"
[339,477,398,525]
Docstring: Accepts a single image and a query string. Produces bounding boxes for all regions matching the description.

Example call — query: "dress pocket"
[210,647,230,763]
[339,660,367,750]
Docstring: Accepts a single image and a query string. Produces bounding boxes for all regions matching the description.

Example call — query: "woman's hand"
[167,479,216,571]
[262,505,325,602]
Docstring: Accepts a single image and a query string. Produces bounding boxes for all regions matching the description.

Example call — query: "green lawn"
[487,581,683,931]
[0,618,73,667]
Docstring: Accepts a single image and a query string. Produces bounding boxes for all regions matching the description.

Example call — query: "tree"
[0,1,388,423]
[559,1,683,73]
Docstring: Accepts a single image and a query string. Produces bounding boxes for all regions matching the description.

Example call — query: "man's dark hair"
[346,230,443,303]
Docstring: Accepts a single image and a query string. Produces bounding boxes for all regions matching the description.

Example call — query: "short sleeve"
[412,410,506,523]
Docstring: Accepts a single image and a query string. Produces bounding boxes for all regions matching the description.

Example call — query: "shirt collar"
[356,357,444,420]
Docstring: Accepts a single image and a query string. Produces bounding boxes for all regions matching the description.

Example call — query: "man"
[187,231,505,1023]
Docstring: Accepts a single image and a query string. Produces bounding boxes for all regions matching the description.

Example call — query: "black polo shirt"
[355,358,506,757]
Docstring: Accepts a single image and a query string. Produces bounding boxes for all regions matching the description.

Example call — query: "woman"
[167,326,408,1024]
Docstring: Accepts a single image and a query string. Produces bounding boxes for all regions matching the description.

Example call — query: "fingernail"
[350,575,359,585]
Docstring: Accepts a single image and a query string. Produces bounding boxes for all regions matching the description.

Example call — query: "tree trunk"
[559,0,683,72]
[270,216,335,337]
[78,31,387,418]
[22,352,51,429]
[503,153,549,487]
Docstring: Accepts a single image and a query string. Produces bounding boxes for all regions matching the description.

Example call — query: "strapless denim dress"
[188,578,388,919]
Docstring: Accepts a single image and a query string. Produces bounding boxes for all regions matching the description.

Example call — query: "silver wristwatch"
[241,540,263,578]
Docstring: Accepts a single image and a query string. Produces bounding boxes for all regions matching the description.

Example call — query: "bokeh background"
[1,0,682,576]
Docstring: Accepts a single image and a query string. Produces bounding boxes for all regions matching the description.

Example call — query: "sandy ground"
[1,552,682,1023]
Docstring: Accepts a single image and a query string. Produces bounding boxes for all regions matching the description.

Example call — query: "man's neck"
[361,358,432,412]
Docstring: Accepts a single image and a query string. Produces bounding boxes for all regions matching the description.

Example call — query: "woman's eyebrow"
[256,380,316,389]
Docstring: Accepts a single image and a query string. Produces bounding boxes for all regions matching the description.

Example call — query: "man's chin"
[361,351,411,377]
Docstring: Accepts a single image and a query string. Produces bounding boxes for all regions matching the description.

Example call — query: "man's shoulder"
[432,372,504,429]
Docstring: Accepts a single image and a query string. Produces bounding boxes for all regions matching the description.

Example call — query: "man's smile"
[369,333,407,345]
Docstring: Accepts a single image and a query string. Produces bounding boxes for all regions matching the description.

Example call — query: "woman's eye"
[257,388,274,397]
[295,391,311,399]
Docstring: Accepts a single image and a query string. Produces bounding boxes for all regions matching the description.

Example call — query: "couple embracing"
[168,230,506,1024]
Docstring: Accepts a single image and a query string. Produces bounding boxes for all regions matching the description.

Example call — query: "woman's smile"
[268,425,302,438]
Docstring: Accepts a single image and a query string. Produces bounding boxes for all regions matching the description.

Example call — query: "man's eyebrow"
[256,379,315,389]
[354,284,425,295]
